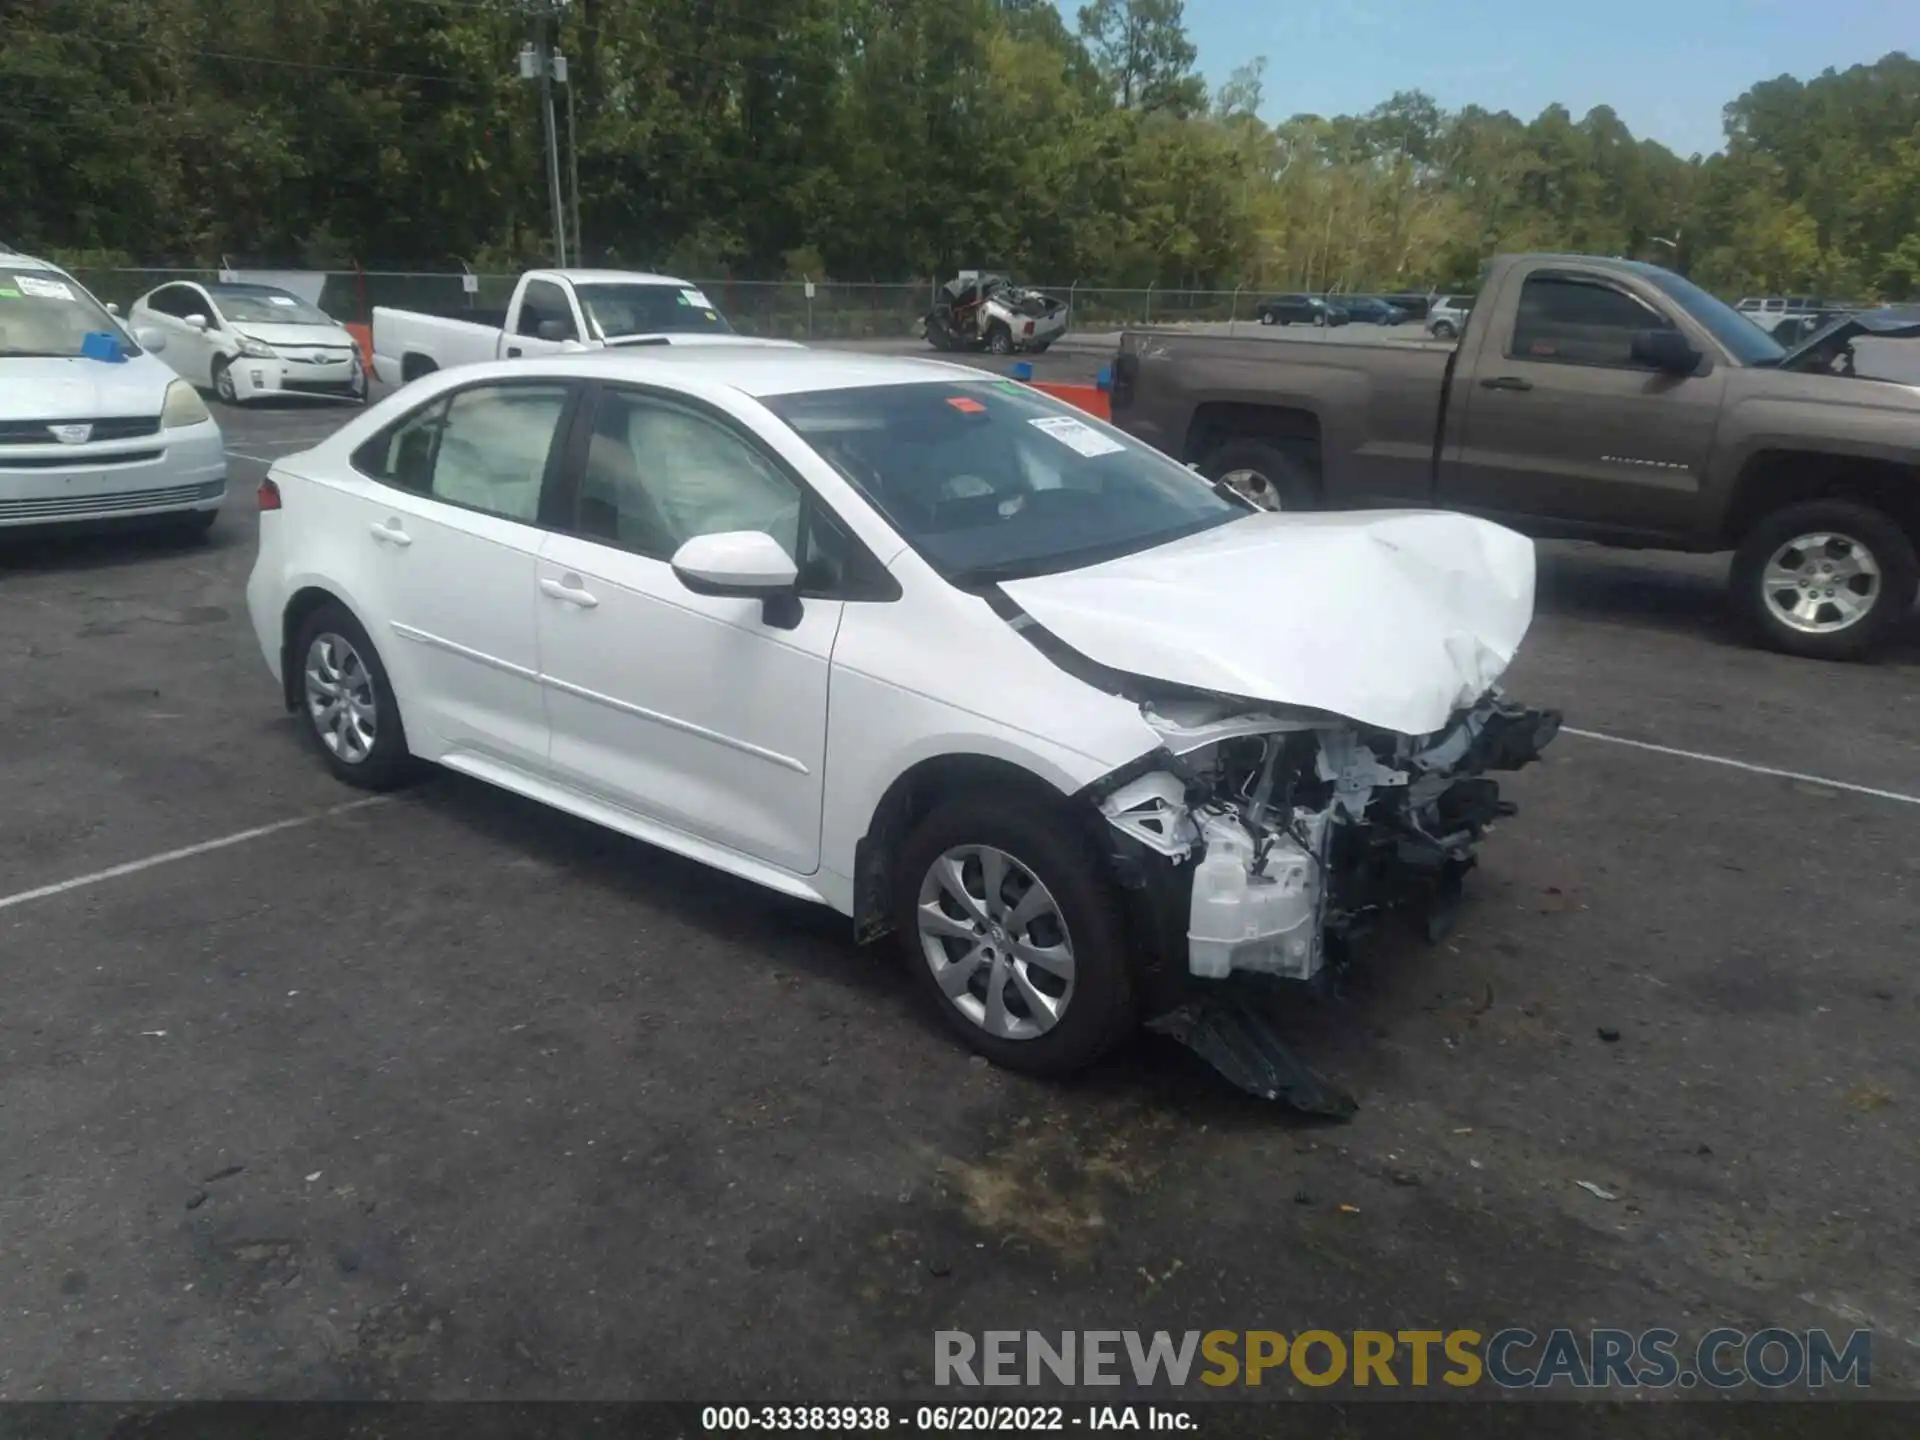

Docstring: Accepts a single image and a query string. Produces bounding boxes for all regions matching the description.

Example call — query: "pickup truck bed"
[1111,253,1920,661]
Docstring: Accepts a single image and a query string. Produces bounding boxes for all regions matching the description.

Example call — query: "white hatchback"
[132,280,367,405]
[243,349,1558,1081]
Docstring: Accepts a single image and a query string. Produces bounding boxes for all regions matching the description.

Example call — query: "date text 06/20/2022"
[702,1406,1194,1432]
[932,1327,1873,1391]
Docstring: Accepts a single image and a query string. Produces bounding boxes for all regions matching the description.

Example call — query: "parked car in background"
[2,251,225,534]
[1426,295,1475,339]
[132,280,367,406]
[1255,294,1349,327]
[243,347,1556,1092]
[1111,253,1920,662]
[371,269,786,388]
[1333,295,1409,325]
[1382,292,1434,320]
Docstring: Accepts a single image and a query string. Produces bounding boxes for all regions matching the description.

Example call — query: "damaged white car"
[243,349,1559,1109]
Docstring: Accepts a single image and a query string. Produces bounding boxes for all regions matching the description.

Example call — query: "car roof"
[479,345,992,399]
[0,252,66,273]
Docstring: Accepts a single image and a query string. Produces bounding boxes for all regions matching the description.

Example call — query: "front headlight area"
[161,378,213,428]
[1095,694,1563,987]
[237,336,277,359]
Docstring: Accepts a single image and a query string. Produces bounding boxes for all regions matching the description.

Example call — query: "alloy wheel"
[303,632,379,763]
[915,845,1076,1041]
[1760,532,1881,634]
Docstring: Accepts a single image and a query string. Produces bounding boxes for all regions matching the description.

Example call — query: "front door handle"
[505,346,523,358]
[539,575,599,609]
[1480,375,1533,392]
[368,520,412,547]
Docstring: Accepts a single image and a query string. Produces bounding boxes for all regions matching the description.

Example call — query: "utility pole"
[559,53,583,264]
[518,1,569,268]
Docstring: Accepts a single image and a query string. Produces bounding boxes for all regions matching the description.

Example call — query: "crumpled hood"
[1000,509,1537,737]
[0,353,175,421]
[233,322,358,350]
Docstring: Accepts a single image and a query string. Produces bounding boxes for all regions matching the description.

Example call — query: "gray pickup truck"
[1110,253,1920,660]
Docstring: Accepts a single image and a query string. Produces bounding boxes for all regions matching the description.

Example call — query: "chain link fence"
[62,268,1406,340]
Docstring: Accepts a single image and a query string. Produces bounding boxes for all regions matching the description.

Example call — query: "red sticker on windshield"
[946,396,986,413]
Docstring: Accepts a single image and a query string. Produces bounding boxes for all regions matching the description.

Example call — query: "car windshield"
[209,286,335,325]
[0,268,135,357]
[766,380,1247,584]
[1640,268,1786,366]
[576,282,734,340]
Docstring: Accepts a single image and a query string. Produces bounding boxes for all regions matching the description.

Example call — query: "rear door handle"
[368,520,412,548]
[539,575,599,609]
[1480,375,1533,392]
[505,346,523,358]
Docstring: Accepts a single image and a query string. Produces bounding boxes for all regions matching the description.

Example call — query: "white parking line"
[224,450,278,465]
[0,797,389,915]
[1564,727,1920,808]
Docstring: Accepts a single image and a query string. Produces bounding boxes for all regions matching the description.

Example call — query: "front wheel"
[1259,312,1275,326]
[894,797,1135,1076]
[987,325,1014,356]
[1200,438,1318,511]
[1731,499,1919,661]
[211,358,238,405]
[1431,321,1457,340]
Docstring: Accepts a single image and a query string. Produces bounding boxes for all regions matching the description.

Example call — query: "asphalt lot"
[2,363,1918,1409]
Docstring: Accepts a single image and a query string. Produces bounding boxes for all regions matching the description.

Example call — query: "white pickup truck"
[370,268,785,387]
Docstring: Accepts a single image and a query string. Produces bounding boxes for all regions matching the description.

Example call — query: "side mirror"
[670,530,799,598]
[1631,328,1702,375]
[536,319,573,343]
[107,302,121,316]
[134,326,167,353]
[185,313,209,332]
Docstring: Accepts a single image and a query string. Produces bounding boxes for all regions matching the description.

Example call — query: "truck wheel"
[987,324,1014,356]
[1732,499,1919,661]
[1431,320,1457,339]
[1200,440,1318,511]
[926,322,953,352]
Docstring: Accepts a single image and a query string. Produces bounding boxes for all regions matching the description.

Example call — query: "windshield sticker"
[991,380,1027,396]
[1028,414,1124,458]
[680,288,713,309]
[16,275,76,301]
[0,288,18,299]
[946,396,987,414]
[268,295,297,306]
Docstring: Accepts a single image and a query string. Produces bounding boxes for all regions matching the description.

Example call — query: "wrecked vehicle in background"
[921,271,1069,355]
[246,349,1557,1117]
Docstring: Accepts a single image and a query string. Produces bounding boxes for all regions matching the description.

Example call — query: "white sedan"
[131,280,367,406]
[1,250,225,533]
[243,349,1557,1080]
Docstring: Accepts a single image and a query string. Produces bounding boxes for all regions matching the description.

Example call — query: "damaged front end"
[1089,690,1561,1114]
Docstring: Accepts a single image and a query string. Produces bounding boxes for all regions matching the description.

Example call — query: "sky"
[1152,0,1913,157]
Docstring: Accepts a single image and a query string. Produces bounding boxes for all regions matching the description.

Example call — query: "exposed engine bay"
[1096,692,1561,987]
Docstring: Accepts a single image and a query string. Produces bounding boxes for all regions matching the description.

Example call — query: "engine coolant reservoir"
[1186,811,1324,981]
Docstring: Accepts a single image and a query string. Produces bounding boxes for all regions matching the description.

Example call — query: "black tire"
[1431,321,1457,340]
[1199,438,1319,510]
[893,795,1136,1076]
[290,601,414,790]
[926,321,953,353]
[1731,499,1919,661]
[987,324,1014,356]
[211,357,238,406]
[1259,312,1275,326]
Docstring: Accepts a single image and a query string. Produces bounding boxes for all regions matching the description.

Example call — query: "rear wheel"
[1431,320,1457,339]
[1259,312,1275,326]
[1732,498,1919,661]
[291,602,414,789]
[987,324,1015,356]
[894,796,1135,1076]
[1200,439,1318,511]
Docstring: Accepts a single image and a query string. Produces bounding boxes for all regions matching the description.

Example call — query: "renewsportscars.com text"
[934,1328,1871,1391]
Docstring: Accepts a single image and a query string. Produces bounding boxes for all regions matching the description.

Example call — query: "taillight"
[257,477,282,511]
[1023,320,1035,336]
